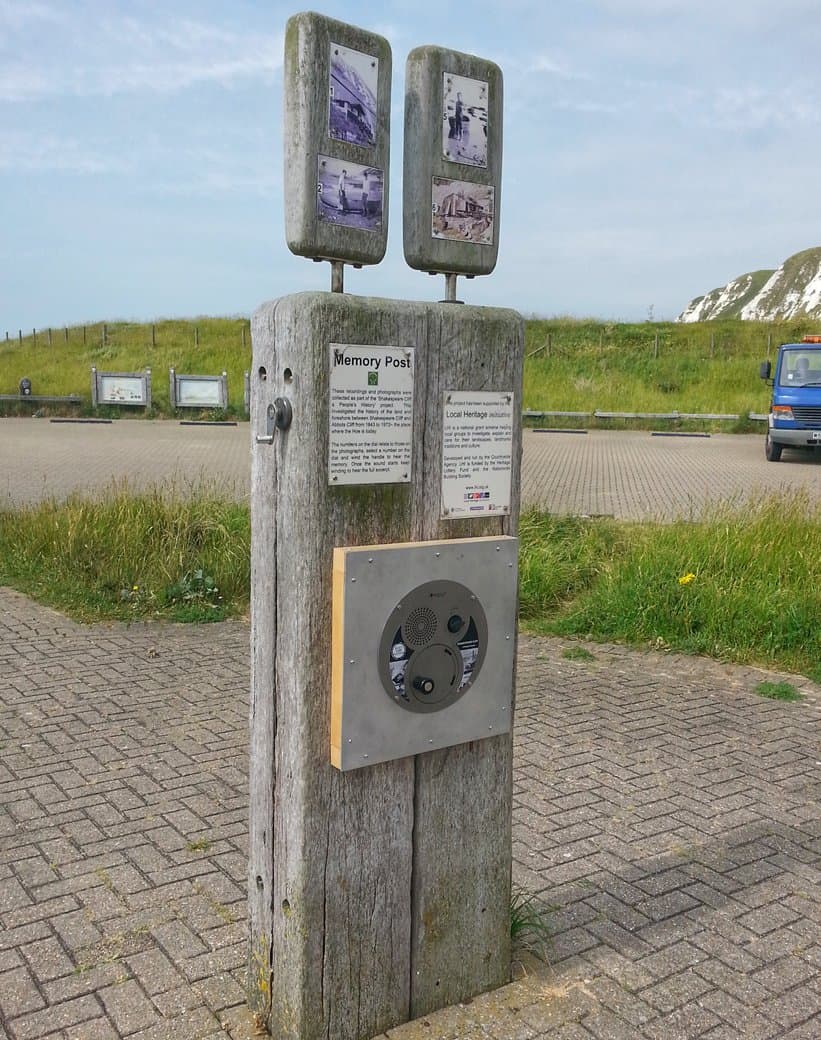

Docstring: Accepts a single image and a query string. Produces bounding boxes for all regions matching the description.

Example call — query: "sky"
[3,0,821,331]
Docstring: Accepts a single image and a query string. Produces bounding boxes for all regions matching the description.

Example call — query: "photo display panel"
[284,12,391,266]
[404,46,503,276]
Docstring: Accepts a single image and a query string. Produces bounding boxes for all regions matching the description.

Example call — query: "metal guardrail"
[0,394,82,405]
[525,409,770,423]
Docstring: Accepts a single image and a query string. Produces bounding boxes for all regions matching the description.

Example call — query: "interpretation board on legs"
[284,12,392,266]
[249,291,523,1039]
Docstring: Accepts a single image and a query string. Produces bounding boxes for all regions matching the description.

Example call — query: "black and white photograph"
[316,156,383,232]
[328,42,378,147]
[442,72,488,167]
[431,177,494,245]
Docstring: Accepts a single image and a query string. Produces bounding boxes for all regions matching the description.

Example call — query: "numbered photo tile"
[317,156,384,232]
[431,177,494,245]
[329,42,378,147]
[442,72,488,168]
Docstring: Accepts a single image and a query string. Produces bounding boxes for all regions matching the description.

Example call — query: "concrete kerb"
[1,588,819,1040]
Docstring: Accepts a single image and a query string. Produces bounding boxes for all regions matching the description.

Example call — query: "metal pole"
[331,260,345,294]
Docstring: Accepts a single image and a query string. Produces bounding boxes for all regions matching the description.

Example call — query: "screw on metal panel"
[351,577,356,582]
[428,739,433,743]
[368,557,373,563]
[333,475,338,481]
[349,659,355,665]
[348,738,352,743]
[496,546,501,552]
[434,552,440,558]
[506,635,511,640]
[363,754,369,759]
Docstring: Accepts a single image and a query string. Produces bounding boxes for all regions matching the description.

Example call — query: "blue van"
[759,336,821,462]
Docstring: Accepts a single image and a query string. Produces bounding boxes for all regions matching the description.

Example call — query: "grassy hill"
[3,314,819,422]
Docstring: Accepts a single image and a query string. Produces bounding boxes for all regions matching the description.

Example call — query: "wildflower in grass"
[678,572,696,586]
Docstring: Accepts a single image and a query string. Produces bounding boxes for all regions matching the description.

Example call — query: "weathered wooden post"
[249,15,522,1040]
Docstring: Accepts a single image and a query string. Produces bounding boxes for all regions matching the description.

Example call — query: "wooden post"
[152,324,156,348]
[250,292,522,1040]
[195,325,199,348]
[33,328,36,347]
[64,327,68,344]
[48,328,52,347]
[18,330,22,345]
[83,325,86,345]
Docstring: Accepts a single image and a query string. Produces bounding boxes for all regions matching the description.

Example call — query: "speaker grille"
[403,607,438,647]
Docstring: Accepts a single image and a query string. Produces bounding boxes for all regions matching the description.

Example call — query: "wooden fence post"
[152,324,156,348]
[48,328,52,347]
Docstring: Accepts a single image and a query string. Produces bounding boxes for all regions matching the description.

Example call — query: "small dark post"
[83,325,87,345]
[102,323,107,347]
[64,327,68,344]
[18,330,22,345]
[152,324,156,347]
[195,326,199,348]
[48,328,52,347]
[546,332,551,357]
[33,328,37,347]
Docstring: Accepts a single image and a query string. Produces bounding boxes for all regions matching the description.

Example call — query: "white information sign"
[98,375,147,404]
[329,344,414,485]
[441,391,514,518]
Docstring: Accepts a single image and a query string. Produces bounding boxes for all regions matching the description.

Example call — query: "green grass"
[561,646,596,662]
[754,681,803,702]
[520,493,821,681]
[523,315,821,424]
[510,885,553,964]
[4,314,820,421]
[1,486,818,683]
[0,483,250,622]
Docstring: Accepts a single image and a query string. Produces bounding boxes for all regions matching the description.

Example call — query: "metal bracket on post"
[330,260,345,294]
[255,397,293,444]
[440,272,463,304]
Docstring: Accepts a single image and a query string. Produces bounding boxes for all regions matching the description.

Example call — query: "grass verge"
[0,483,250,622]
[1,488,818,683]
[520,492,821,681]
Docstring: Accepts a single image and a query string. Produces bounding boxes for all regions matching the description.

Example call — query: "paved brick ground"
[1,589,818,1040]
[1,419,819,519]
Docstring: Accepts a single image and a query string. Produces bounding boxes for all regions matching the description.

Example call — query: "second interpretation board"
[284,12,392,266]
[404,46,503,276]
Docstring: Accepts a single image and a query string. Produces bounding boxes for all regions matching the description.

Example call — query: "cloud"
[0,131,128,173]
[0,8,283,102]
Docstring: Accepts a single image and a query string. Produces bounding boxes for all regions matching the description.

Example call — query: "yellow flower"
[678,573,696,586]
[132,585,139,592]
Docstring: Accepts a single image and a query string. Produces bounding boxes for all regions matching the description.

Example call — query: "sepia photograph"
[329,42,378,147]
[316,155,384,232]
[442,72,488,168]
[431,177,494,245]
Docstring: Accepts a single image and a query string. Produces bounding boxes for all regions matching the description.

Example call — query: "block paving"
[1,588,819,1039]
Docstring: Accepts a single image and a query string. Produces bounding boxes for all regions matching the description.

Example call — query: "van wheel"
[765,434,783,462]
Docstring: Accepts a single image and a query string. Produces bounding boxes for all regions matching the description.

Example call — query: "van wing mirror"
[759,360,772,381]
